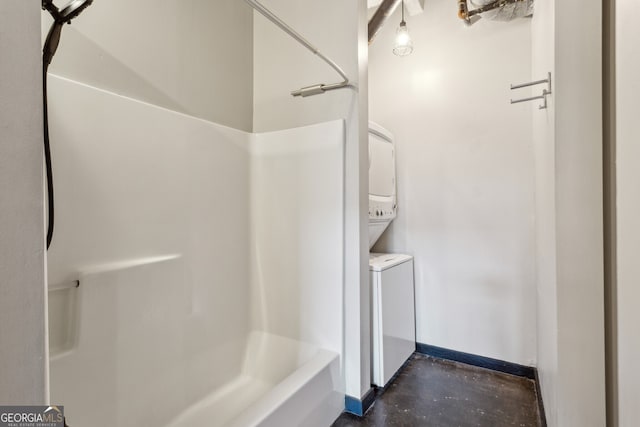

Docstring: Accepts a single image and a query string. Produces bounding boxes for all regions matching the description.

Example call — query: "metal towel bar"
[510,72,552,109]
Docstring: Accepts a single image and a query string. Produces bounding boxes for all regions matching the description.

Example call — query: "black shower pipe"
[42,19,63,250]
[42,0,93,249]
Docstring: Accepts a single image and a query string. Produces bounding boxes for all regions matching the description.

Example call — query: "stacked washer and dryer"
[368,123,416,388]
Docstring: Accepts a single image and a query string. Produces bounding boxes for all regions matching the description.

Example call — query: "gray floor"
[332,353,543,427]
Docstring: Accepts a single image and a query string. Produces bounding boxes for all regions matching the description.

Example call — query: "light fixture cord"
[402,0,405,23]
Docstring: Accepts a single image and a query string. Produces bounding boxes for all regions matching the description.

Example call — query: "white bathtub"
[49,257,344,427]
[168,332,343,427]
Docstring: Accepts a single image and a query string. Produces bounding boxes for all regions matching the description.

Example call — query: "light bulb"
[393,21,413,57]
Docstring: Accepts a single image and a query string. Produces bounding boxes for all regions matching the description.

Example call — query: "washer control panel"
[369,200,396,221]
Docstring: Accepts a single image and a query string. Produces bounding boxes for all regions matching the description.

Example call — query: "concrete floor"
[332,353,543,427]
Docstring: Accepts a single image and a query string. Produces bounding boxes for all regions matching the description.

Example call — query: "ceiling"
[367,0,425,16]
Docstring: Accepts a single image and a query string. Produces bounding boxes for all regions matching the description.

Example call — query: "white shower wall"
[47,75,253,424]
[250,121,345,355]
[47,75,345,424]
[46,76,252,292]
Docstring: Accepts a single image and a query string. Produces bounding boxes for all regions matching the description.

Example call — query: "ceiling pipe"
[368,0,402,44]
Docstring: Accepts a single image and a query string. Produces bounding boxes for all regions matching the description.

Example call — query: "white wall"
[616,1,640,424]
[531,0,558,423]
[42,0,254,131]
[533,0,606,425]
[370,0,537,366]
[553,0,605,424]
[0,0,47,405]
[253,0,371,399]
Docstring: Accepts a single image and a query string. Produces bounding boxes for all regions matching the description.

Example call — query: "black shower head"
[43,0,94,23]
[42,0,94,69]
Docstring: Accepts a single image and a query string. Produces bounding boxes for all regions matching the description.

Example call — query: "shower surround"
[46,75,345,426]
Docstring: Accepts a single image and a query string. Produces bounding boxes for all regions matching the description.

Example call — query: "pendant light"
[393,0,413,56]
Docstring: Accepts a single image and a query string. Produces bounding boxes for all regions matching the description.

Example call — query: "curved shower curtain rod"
[244,0,353,97]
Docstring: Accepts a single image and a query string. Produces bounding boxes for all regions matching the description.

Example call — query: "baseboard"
[416,342,536,379]
[344,388,376,416]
